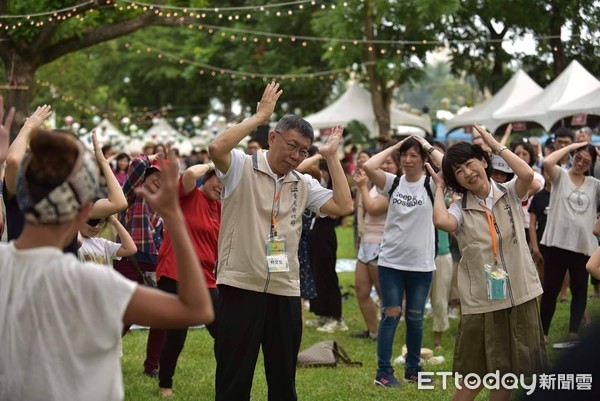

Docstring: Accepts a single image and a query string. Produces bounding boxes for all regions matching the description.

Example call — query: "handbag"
[129,255,157,288]
[297,340,362,368]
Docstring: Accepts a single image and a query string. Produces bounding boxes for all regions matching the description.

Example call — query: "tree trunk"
[364,1,390,137]
[3,57,36,139]
[549,2,567,75]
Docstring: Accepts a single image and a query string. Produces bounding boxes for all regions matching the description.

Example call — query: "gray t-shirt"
[541,168,600,256]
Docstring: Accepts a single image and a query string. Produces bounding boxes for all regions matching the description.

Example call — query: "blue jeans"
[377,266,432,375]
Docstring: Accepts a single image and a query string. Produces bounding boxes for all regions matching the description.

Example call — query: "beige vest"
[456,181,543,315]
[216,153,309,296]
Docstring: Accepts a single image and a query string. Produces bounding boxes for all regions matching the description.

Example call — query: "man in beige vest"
[208,82,353,401]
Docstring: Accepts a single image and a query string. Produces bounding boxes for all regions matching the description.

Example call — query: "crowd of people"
[0,83,599,401]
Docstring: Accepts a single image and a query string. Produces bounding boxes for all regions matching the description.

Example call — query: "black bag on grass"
[297,340,362,367]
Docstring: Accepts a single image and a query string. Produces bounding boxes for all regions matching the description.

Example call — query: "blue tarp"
[434,122,471,143]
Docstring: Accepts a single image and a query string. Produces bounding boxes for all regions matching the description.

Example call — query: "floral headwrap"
[16,140,99,224]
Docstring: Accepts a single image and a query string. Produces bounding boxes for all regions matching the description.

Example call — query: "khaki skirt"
[454,298,548,376]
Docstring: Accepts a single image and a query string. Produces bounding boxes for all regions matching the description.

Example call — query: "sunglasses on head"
[86,218,105,227]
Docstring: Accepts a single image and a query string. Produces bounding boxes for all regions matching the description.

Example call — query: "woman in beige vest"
[426,124,546,401]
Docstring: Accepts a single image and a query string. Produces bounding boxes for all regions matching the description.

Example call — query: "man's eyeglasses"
[555,138,572,146]
[275,131,310,159]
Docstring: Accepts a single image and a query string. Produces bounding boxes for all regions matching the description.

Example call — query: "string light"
[0,1,593,58]
[0,0,95,18]
[127,41,366,80]
[121,0,317,12]
[36,79,169,124]
[0,1,588,52]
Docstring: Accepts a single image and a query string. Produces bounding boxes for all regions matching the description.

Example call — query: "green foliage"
[399,61,480,112]
[346,120,372,145]
[311,0,444,88]
[1,0,599,128]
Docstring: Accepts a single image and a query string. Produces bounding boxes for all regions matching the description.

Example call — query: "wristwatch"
[427,146,435,155]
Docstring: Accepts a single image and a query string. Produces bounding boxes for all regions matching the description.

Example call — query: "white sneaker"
[317,319,349,333]
[448,307,460,319]
[305,316,328,328]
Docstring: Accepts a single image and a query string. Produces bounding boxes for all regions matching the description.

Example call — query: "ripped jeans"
[376,266,432,375]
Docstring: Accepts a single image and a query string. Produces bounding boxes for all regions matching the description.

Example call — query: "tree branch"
[37,12,189,66]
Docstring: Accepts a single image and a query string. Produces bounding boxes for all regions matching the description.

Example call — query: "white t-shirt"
[509,171,545,229]
[78,237,122,266]
[448,179,524,232]
[540,168,600,256]
[0,243,137,401]
[217,149,333,214]
[378,173,436,272]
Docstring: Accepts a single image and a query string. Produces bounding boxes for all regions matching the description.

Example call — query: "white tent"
[144,118,179,141]
[143,118,194,156]
[493,60,600,131]
[84,118,128,146]
[304,83,432,136]
[551,85,600,118]
[445,69,543,133]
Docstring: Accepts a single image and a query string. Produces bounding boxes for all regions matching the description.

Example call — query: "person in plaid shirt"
[114,152,166,378]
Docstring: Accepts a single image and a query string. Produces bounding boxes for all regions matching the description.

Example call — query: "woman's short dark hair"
[203,168,218,182]
[399,137,428,161]
[511,141,536,167]
[442,142,492,195]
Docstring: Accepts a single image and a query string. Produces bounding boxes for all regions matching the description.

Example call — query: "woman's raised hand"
[425,162,445,189]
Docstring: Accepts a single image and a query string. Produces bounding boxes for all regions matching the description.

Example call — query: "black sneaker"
[404,367,422,383]
[350,330,377,341]
[374,372,402,388]
[144,369,159,379]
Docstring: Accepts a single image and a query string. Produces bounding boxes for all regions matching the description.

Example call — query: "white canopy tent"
[304,83,432,136]
[551,85,600,118]
[82,118,128,148]
[143,118,194,156]
[445,69,543,133]
[493,60,600,131]
[144,118,179,141]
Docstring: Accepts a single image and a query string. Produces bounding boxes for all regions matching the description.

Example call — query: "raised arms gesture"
[209,82,283,173]
[5,104,52,196]
[0,96,15,163]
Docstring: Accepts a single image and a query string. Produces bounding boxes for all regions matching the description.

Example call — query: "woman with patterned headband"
[3,105,127,253]
[0,127,214,401]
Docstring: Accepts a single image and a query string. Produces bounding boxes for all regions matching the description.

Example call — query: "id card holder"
[485,263,508,300]
[266,235,289,273]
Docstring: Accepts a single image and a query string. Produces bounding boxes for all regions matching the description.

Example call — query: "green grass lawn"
[121,224,600,400]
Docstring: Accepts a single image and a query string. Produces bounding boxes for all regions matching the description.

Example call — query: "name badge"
[485,263,508,300]
[266,236,289,273]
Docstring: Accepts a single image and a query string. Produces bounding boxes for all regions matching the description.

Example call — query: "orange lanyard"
[271,188,282,237]
[481,205,499,265]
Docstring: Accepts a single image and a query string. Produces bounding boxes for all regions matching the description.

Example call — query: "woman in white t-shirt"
[351,151,401,341]
[363,136,443,387]
[0,127,214,401]
[539,141,600,342]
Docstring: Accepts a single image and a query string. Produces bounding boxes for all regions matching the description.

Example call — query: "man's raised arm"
[208,82,282,173]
